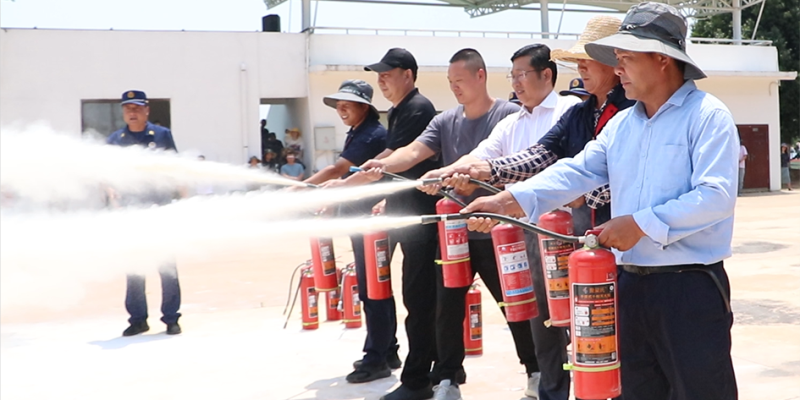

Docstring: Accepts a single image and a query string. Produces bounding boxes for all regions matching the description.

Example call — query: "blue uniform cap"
[559,78,590,97]
[121,90,149,106]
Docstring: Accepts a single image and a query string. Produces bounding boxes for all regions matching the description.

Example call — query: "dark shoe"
[380,383,434,400]
[166,322,182,335]
[346,362,392,384]
[455,368,467,385]
[122,321,149,337]
[353,346,402,370]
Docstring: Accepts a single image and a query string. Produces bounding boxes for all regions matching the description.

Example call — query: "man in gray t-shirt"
[360,49,536,400]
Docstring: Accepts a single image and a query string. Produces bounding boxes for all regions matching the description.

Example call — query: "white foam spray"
[1,125,437,312]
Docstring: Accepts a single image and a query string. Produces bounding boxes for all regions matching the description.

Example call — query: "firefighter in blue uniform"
[107,90,182,336]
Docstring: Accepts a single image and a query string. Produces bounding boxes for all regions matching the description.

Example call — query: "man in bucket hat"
[462,3,739,399]
[303,80,394,384]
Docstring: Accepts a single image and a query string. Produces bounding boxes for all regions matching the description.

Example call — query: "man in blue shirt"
[106,90,182,337]
[463,4,738,400]
[303,80,394,384]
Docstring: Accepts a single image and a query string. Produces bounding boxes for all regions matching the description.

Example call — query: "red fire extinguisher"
[340,262,362,329]
[566,231,621,399]
[299,266,319,330]
[436,198,472,288]
[463,282,483,356]
[364,227,392,300]
[537,210,576,327]
[490,223,539,322]
[325,267,343,322]
[310,237,338,292]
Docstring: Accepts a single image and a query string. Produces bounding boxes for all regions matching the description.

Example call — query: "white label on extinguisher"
[572,282,617,366]
[496,241,533,296]
[351,284,361,316]
[444,220,469,259]
[469,304,482,340]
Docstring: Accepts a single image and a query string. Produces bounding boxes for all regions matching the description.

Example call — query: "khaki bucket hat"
[550,16,622,62]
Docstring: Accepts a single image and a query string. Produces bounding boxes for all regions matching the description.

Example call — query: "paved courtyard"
[1,190,798,400]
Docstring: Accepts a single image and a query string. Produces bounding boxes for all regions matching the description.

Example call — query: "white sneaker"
[524,372,540,398]
[433,379,462,400]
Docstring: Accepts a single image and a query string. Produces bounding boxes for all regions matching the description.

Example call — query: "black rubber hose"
[420,212,585,243]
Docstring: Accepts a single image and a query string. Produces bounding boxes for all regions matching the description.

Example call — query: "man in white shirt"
[420,44,579,400]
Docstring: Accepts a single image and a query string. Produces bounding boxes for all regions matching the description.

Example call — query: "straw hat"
[550,16,622,62]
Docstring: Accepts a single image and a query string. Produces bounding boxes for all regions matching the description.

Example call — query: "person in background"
[284,127,304,160]
[508,91,522,105]
[781,143,793,191]
[280,151,305,181]
[262,150,281,174]
[106,89,182,337]
[264,132,284,162]
[260,119,272,155]
[248,156,262,169]
[559,77,591,101]
[738,140,748,195]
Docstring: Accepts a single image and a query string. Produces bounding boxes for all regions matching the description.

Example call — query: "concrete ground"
[1,190,799,400]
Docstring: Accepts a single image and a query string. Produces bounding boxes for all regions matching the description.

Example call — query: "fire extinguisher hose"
[420,212,593,245]
[347,166,501,207]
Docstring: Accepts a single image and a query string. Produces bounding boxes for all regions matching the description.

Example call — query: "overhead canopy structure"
[264,0,765,41]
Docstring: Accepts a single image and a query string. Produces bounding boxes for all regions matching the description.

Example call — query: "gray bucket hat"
[584,2,706,80]
[323,80,378,114]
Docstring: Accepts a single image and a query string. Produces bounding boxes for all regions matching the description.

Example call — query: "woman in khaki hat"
[283,127,304,161]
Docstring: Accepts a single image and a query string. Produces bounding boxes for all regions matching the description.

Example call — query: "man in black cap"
[304,80,395,384]
[363,48,442,400]
[463,3,739,399]
[106,90,182,337]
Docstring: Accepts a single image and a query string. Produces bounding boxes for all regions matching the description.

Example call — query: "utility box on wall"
[314,126,338,151]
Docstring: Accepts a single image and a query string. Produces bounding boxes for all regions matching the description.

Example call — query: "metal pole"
[752,0,767,40]
[540,0,550,39]
[732,0,742,44]
[301,0,311,32]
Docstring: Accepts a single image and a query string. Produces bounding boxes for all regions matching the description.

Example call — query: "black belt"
[621,264,731,313]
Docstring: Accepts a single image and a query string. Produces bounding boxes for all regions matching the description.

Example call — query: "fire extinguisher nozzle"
[349,166,363,173]
[420,215,445,225]
[419,178,444,186]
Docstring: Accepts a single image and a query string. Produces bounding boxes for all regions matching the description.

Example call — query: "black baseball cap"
[364,48,418,75]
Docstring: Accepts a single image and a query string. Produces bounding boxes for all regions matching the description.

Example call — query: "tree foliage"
[692,0,800,144]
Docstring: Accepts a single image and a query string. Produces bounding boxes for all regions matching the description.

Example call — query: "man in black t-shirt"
[330,48,442,400]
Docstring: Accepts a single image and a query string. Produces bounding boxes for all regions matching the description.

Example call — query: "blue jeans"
[125,263,182,324]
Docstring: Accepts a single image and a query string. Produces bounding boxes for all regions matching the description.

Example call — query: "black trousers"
[524,232,572,400]
[351,234,398,366]
[618,262,737,400]
[432,238,539,382]
[394,237,440,390]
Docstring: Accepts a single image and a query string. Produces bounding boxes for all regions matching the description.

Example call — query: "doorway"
[737,124,770,191]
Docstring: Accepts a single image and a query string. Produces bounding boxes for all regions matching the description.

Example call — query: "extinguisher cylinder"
[490,223,538,322]
[364,231,392,300]
[537,210,576,327]
[463,285,483,356]
[341,265,363,329]
[299,267,319,330]
[436,198,473,288]
[310,237,339,292]
[568,245,621,400]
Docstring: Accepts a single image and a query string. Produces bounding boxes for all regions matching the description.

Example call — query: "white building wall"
[0,29,791,189]
[0,29,307,164]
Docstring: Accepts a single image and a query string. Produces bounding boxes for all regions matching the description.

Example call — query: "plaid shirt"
[487,144,611,209]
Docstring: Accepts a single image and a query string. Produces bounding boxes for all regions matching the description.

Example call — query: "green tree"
[692,0,799,144]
